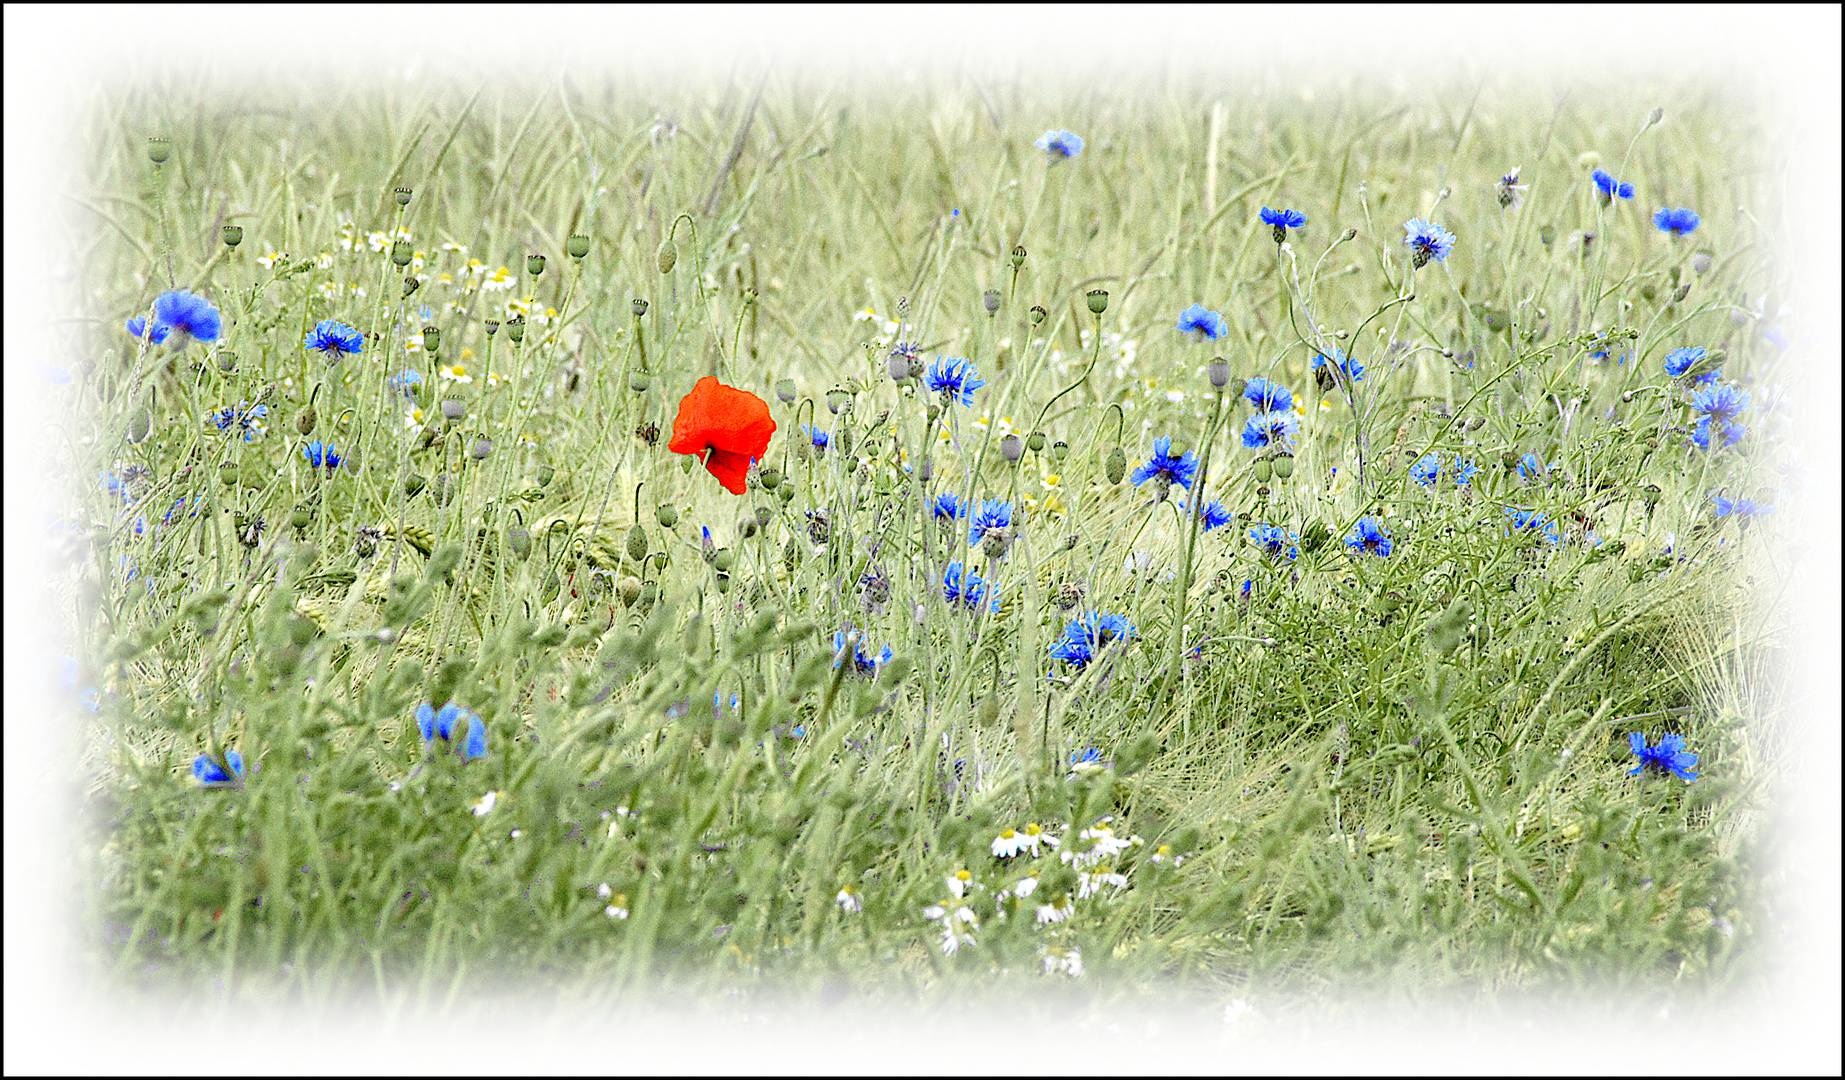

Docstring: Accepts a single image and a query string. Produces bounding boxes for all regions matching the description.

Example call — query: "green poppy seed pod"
[653,550,671,572]
[618,577,642,607]
[1255,484,1271,498]
[632,298,648,319]
[441,399,466,422]
[222,225,243,248]
[421,325,440,353]
[470,436,492,461]
[295,407,317,436]
[629,371,651,393]
[503,316,524,344]
[390,240,413,267]
[1030,305,1048,326]
[1051,440,1068,462]
[527,254,546,277]
[626,524,649,563]
[713,548,735,572]
[403,473,428,498]
[1027,431,1046,453]
[1252,458,1273,483]
[826,388,852,415]
[431,473,454,506]
[507,526,532,560]
[402,276,420,299]
[290,506,312,531]
[754,506,772,529]
[976,693,1000,727]
[656,240,678,274]
[394,187,412,207]
[1208,358,1230,388]
[127,404,153,443]
[1001,434,1023,462]
[656,504,679,528]
[1105,446,1126,485]
[536,465,555,488]
[1272,453,1296,480]
[1085,289,1108,315]
[1010,244,1027,268]
[778,484,795,504]
[218,461,239,487]
[758,467,781,490]
[567,234,590,259]
[147,137,172,164]
[983,288,1001,315]
[540,570,561,604]
[773,378,796,404]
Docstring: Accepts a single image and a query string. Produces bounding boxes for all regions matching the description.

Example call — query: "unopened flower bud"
[656,240,678,274]
[1342,227,1358,242]
[222,225,243,248]
[916,456,933,482]
[536,465,555,488]
[627,525,649,563]
[527,254,546,277]
[1105,447,1126,485]
[391,240,413,267]
[1646,106,1664,127]
[567,234,590,259]
[394,187,412,207]
[403,473,427,498]
[147,137,171,164]
[295,407,317,436]
[1691,252,1713,276]
[888,354,910,382]
[982,528,1012,561]
[508,526,532,560]
[1085,289,1108,315]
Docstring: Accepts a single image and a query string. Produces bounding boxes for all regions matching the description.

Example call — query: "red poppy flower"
[668,375,777,494]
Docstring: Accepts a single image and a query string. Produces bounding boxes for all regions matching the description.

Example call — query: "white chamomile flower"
[1077,868,1129,899]
[439,362,473,384]
[605,894,629,920]
[945,869,973,899]
[991,828,1025,859]
[481,265,516,292]
[835,887,861,914]
[596,882,612,900]
[470,790,500,816]
[1012,876,1039,899]
[1041,945,1084,978]
[1018,822,1058,856]
[1036,895,1074,925]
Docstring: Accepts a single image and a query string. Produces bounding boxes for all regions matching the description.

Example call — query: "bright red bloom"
[668,375,777,494]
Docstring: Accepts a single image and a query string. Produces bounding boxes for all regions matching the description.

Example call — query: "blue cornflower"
[1711,493,1773,520]
[926,355,986,407]
[126,316,171,344]
[192,748,245,787]
[301,440,343,471]
[1250,522,1300,561]
[1131,436,1201,491]
[1187,499,1233,532]
[1071,747,1106,766]
[1504,507,1562,545]
[304,319,364,359]
[417,702,489,759]
[1451,458,1478,485]
[968,499,1014,547]
[1034,129,1084,159]
[1663,347,1718,387]
[1048,611,1136,670]
[1176,303,1229,341]
[1412,453,1442,487]
[388,369,424,398]
[1260,207,1307,243]
[1402,218,1457,268]
[1654,207,1700,237]
[1345,517,1393,557]
[1627,732,1698,782]
[209,401,268,441]
[832,631,893,677]
[801,424,830,453]
[1312,348,1364,386]
[1243,377,1293,413]
[1240,412,1298,451]
[934,493,969,521]
[152,289,223,343]
[1690,384,1749,449]
[943,561,999,613]
[1591,168,1635,201]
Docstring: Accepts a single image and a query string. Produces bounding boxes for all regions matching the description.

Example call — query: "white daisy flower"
[945,869,973,899]
[1036,895,1074,925]
[470,790,500,817]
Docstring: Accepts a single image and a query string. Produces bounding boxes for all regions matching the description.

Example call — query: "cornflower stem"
[1154,388,1224,703]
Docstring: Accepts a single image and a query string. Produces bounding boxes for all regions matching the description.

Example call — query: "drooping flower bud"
[295,407,317,436]
[656,240,678,274]
[627,525,649,563]
[1105,446,1126,485]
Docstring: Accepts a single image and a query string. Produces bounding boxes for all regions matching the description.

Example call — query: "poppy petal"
[668,376,777,493]
[703,447,754,494]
